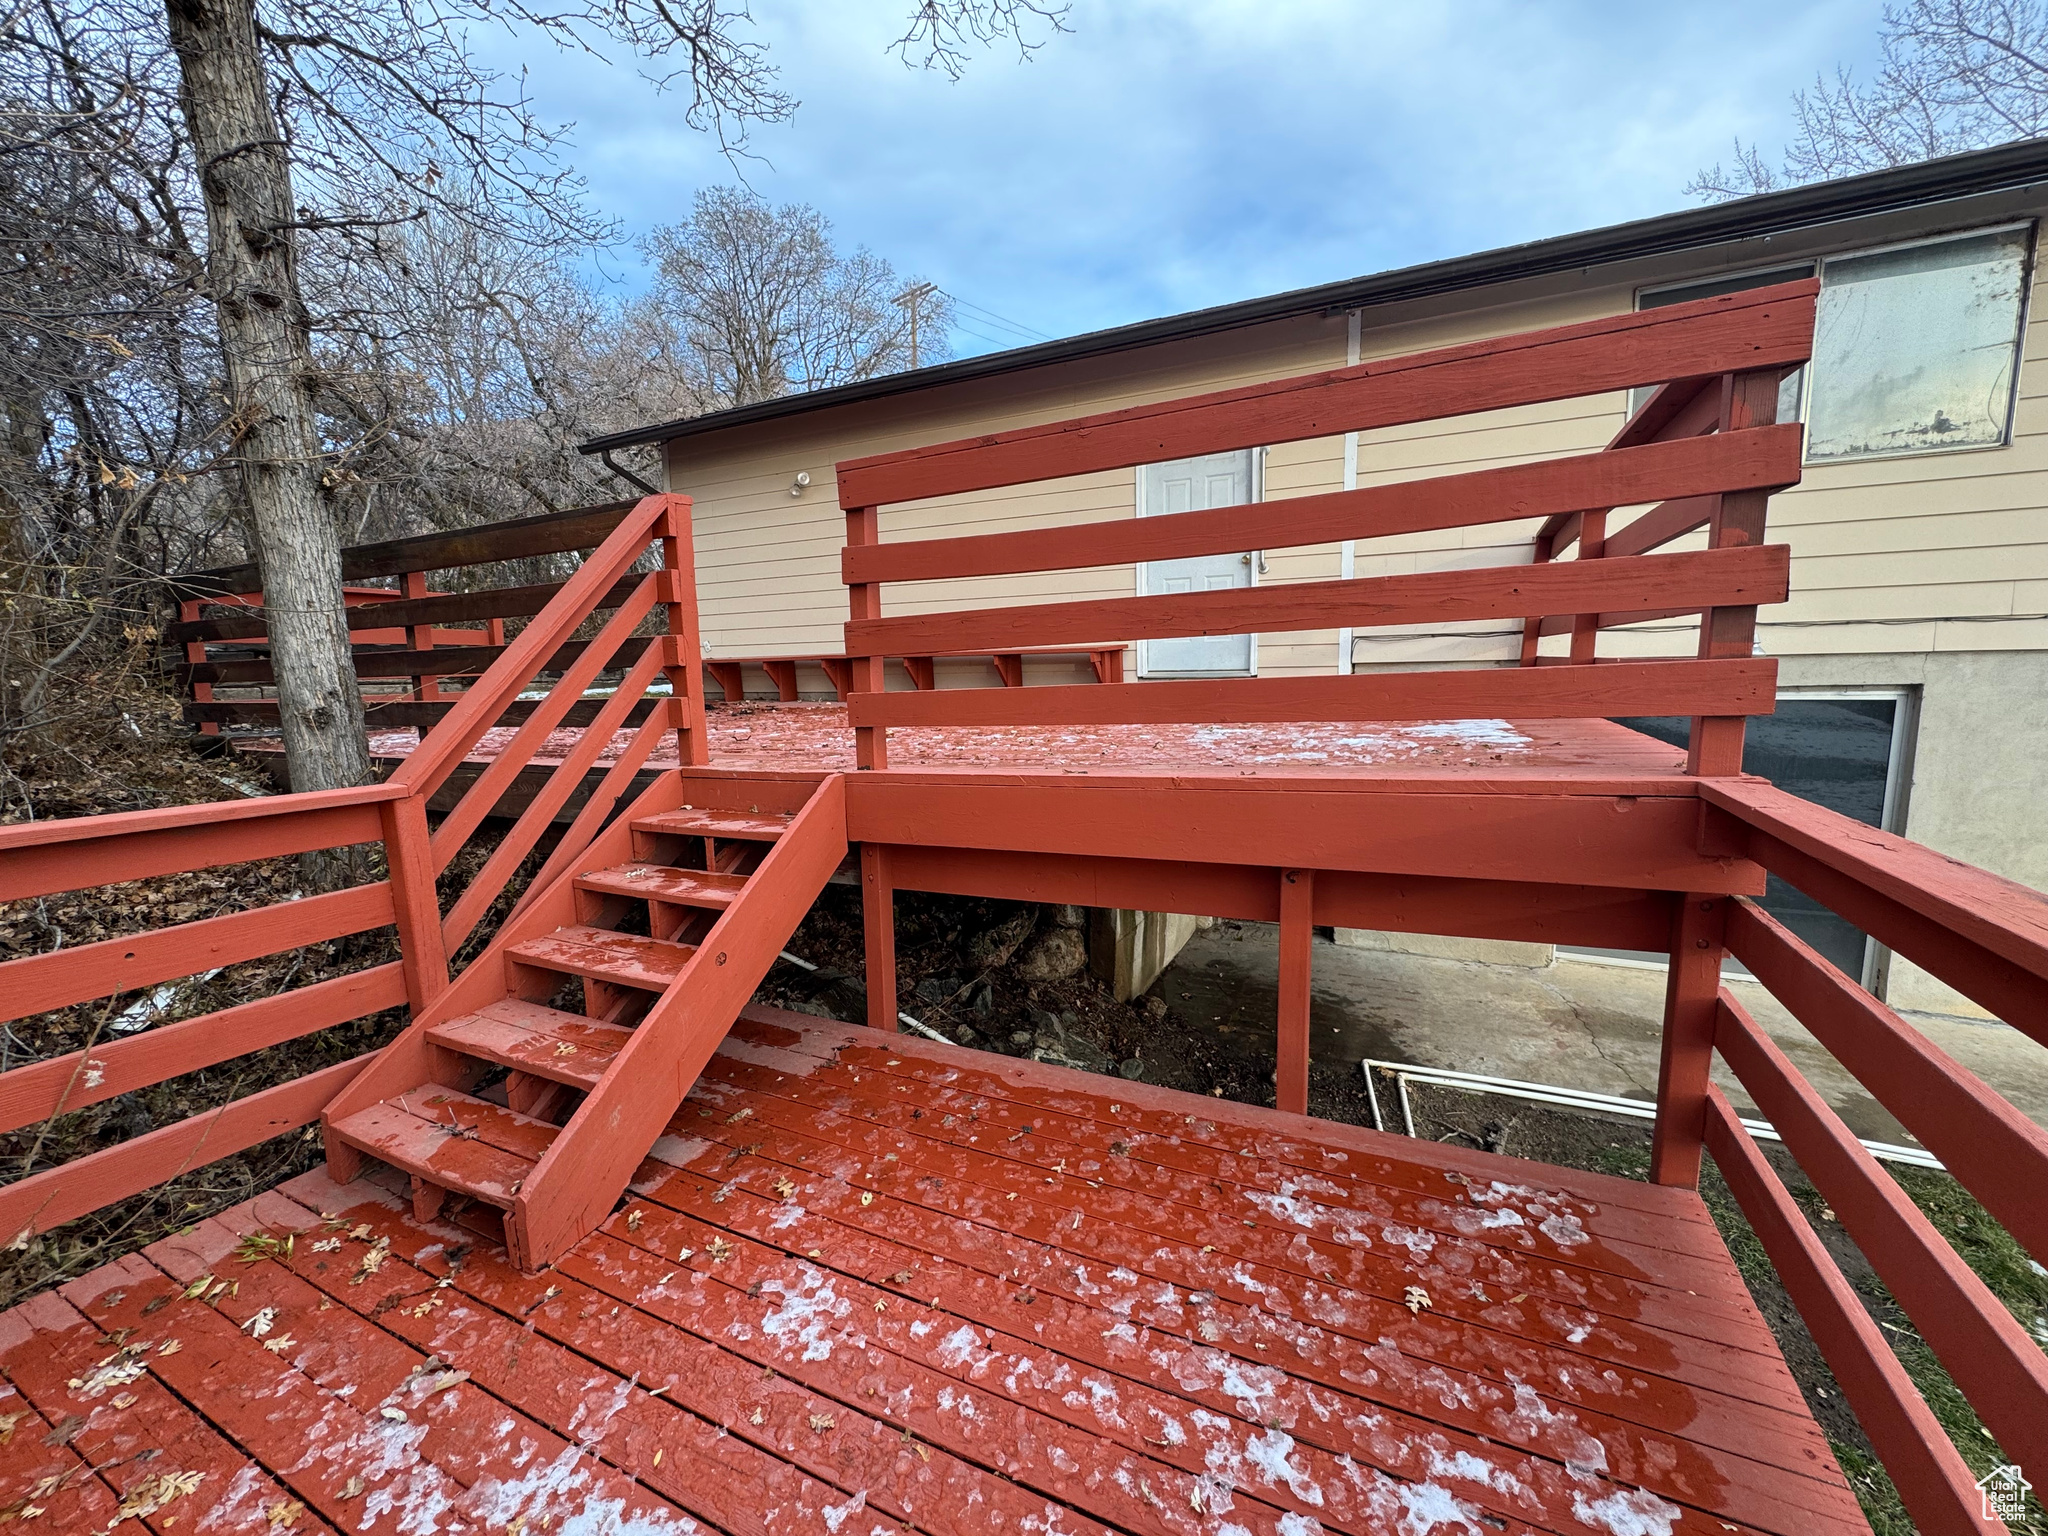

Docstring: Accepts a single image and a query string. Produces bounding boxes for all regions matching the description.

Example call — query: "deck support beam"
[1277,868,1314,1115]
[862,842,898,1031]
[1650,892,1728,1185]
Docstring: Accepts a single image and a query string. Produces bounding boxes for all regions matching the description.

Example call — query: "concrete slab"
[1156,920,2048,1146]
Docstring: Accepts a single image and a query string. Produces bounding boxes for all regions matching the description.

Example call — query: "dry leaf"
[241,1308,276,1339]
[773,1177,797,1199]
[157,1339,181,1357]
[858,1193,874,1208]
[340,1476,365,1501]
[0,1413,21,1446]
[267,1498,304,1528]
[626,1211,644,1232]
[726,1109,753,1125]
[263,1335,296,1354]
[749,1407,764,1425]
[180,1275,213,1300]
[1404,1286,1431,1314]
[808,1413,835,1432]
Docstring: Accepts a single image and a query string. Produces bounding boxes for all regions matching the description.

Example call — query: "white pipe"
[1359,1058,1943,1170]
[776,949,953,1044]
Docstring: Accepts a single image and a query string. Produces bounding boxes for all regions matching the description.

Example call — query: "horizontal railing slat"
[167,574,644,645]
[1700,1091,1993,1536]
[184,695,670,733]
[1714,989,2048,1480]
[848,657,1777,729]
[180,631,671,689]
[1703,778,2048,1037]
[847,545,1789,657]
[1724,898,2048,1263]
[171,500,638,598]
[0,964,405,1136]
[0,1055,371,1245]
[0,792,397,904]
[837,280,1816,508]
[842,426,1802,587]
[0,882,396,1024]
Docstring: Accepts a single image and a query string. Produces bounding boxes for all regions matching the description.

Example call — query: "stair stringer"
[319,769,695,1163]
[505,774,849,1271]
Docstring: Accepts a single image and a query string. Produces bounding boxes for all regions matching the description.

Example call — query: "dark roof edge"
[580,137,2048,456]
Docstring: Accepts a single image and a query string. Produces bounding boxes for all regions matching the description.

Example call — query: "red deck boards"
[0,1011,1866,1536]
[310,702,1697,787]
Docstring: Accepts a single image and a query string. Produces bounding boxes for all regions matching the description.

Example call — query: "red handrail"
[0,494,709,1249]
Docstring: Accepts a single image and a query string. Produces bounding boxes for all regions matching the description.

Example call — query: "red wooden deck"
[340,704,1693,782]
[0,1007,1861,1536]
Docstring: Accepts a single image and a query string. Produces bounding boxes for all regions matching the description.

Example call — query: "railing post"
[1567,511,1607,665]
[1650,892,1727,1185]
[846,504,888,770]
[862,842,898,1030]
[379,792,449,1012]
[1516,534,1552,666]
[1277,868,1314,1115]
[658,495,711,767]
[1688,368,1781,775]
[401,568,440,712]
[181,597,221,735]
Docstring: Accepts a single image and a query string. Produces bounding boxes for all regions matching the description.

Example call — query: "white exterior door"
[1137,450,1258,677]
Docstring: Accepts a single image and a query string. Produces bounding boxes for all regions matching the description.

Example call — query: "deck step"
[427,999,633,1089]
[505,924,695,992]
[326,1086,555,1209]
[576,862,749,909]
[632,808,795,841]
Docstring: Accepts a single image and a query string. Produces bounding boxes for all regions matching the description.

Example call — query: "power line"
[937,287,1054,343]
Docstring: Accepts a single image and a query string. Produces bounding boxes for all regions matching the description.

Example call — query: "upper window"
[1636,264,1813,425]
[1806,226,2032,461]
[1633,223,2034,464]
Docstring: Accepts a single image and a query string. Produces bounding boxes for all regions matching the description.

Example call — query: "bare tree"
[133,0,1067,802]
[642,187,955,407]
[1690,1,2048,199]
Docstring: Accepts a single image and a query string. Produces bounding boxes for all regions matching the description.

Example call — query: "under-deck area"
[0,1009,1861,1536]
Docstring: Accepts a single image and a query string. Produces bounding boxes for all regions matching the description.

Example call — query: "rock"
[787,999,836,1019]
[1015,927,1088,981]
[1027,1006,1060,1032]
[1119,1058,1146,1080]
[954,1027,979,1047]
[968,910,1035,969]
[1053,904,1087,929]
[1032,1034,1116,1075]
[1141,995,1168,1021]
[914,976,953,1005]
[1009,1030,1033,1048]
[970,981,995,1017]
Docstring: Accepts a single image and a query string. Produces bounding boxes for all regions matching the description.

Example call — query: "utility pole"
[894,282,937,368]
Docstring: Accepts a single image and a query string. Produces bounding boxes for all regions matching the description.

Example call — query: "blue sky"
[485,1,1886,357]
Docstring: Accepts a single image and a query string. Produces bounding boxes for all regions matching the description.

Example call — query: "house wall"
[663,184,2048,1018]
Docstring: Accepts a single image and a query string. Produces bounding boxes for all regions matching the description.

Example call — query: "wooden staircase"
[320,773,847,1271]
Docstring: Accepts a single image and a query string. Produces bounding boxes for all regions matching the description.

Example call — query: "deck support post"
[1650,892,1728,1185]
[862,842,898,1031]
[1688,369,1781,776]
[1277,868,1314,1115]
[846,505,889,770]
[1567,512,1607,665]
[1517,535,1552,665]
[379,792,449,1014]
[659,497,712,767]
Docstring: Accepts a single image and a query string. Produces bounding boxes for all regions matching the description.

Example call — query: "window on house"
[1630,224,2034,462]
[1634,264,1814,422]
[1578,694,1916,993]
[1806,225,2032,461]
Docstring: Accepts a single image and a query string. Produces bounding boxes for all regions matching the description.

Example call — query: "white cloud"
[474,0,1886,351]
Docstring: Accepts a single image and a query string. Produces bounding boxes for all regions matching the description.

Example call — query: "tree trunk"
[164,0,371,802]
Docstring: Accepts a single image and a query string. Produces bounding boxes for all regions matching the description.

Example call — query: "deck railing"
[833,278,1815,771]
[0,495,707,1249]
[167,499,649,736]
[1647,780,2048,1536]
